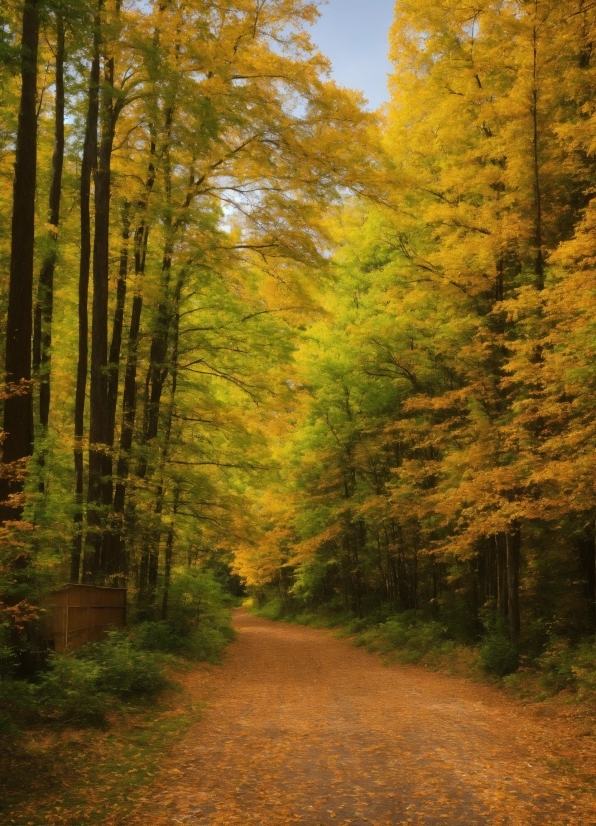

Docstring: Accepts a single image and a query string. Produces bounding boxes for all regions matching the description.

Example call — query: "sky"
[309,0,396,110]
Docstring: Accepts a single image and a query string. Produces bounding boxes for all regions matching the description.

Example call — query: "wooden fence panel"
[49,585,127,653]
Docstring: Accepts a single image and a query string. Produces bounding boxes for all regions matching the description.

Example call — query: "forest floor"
[125,609,596,826]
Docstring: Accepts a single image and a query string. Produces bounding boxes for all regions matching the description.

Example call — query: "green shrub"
[252,597,286,622]
[82,632,169,700]
[132,621,177,653]
[178,624,233,662]
[478,631,519,676]
[31,632,170,726]
[383,615,446,656]
[0,676,32,740]
[34,655,109,726]
[0,569,235,736]
[166,569,226,637]
[568,642,596,694]
[344,617,374,634]
[477,607,519,677]
[537,638,596,694]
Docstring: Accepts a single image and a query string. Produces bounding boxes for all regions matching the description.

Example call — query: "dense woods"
[2,0,596,734]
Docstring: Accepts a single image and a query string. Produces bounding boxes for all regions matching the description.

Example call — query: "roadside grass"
[0,677,205,826]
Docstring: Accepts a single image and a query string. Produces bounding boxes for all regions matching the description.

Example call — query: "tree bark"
[138,270,182,610]
[161,483,180,620]
[506,524,521,644]
[0,0,40,522]
[101,202,131,577]
[106,202,131,445]
[110,152,156,574]
[33,14,65,427]
[71,24,100,583]
[496,532,508,616]
[85,52,120,579]
[31,14,65,493]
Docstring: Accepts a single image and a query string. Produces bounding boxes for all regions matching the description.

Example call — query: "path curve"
[132,610,596,826]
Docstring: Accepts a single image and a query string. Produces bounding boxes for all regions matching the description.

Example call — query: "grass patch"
[0,682,204,825]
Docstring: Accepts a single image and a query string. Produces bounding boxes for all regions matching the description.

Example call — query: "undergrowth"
[0,570,235,743]
[0,570,236,824]
[0,686,204,825]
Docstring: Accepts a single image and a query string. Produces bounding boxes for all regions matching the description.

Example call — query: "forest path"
[130,610,596,826]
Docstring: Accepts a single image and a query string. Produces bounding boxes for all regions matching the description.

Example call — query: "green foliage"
[478,610,519,677]
[377,615,450,665]
[158,569,235,662]
[538,640,577,693]
[165,569,230,639]
[538,639,596,696]
[34,656,110,726]
[478,632,520,677]
[80,632,169,701]
[131,621,178,653]
[31,632,169,727]
[250,596,288,622]
[0,675,32,739]
[0,566,235,741]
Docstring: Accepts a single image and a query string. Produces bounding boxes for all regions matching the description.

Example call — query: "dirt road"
[131,610,596,826]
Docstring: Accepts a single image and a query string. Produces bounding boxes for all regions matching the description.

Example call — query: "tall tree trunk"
[101,202,130,577]
[85,53,119,580]
[136,234,175,482]
[111,152,156,575]
[107,202,131,444]
[0,0,40,522]
[496,532,508,616]
[32,14,65,492]
[138,270,182,610]
[71,23,100,584]
[161,483,180,620]
[506,524,521,644]
[135,106,176,483]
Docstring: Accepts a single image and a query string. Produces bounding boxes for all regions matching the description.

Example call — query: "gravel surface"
[131,610,596,825]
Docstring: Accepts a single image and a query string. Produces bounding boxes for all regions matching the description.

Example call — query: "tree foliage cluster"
[240,0,596,676]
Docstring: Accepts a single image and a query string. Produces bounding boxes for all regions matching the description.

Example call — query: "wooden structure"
[48,584,127,653]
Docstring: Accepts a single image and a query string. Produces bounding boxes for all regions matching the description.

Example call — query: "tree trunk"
[0,0,40,522]
[33,14,65,428]
[496,532,508,617]
[71,23,100,584]
[136,243,174,482]
[137,270,182,611]
[111,153,157,574]
[161,483,180,620]
[506,524,521,644]
[136,109,175,483]
[31,14,65,493]
[101,202,131,577]
[106,202,131,444]
[85,53,119,580]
